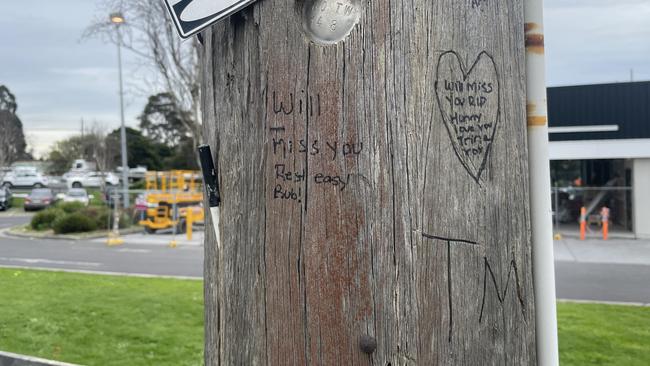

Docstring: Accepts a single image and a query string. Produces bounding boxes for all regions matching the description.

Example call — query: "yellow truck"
[138,171,205,234]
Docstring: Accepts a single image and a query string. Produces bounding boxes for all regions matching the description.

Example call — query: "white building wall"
[549,138,650,160]
[633,159,650,239]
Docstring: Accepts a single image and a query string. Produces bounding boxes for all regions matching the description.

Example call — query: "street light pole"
[111,12,129,208]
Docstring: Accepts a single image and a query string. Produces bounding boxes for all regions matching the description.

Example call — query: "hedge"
[52,213,98,234]
[30,208,64,231]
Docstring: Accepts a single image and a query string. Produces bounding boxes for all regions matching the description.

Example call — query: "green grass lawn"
[0,269,203,366]
[0,269,648,365]
[558,301,650,366]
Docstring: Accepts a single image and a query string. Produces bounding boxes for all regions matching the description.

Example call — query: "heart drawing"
[434,51,500,183]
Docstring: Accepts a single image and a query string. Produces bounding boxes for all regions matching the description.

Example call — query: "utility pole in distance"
[201,1,537,365]
[110,11,129,209]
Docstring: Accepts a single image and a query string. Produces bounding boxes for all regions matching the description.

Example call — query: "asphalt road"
[0,214,202,278]
[0,215,30,229]
[555,261,650,304]
[1,214,649,303]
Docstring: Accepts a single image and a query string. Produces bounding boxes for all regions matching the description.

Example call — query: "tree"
[84,0,201,148]
[47,125,195,174]
[46,127,110,175]
[0,85,30,166]
[0,85,18,114]
[160,137,198,170]
[106,127,166,171]
[202,1,537,365]
[139,92,191,147]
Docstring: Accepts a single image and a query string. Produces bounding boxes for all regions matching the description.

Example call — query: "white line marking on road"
[116,248,151,253]
[0,257,102,267]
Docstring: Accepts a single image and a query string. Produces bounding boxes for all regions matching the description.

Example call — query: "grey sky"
[0,0,649,156]
[0,1,147,134]
[545,0,650,85]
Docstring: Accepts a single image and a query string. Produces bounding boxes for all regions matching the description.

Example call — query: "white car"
[1,170,49,188]
[65,171,120,188]
[63,188,90,206]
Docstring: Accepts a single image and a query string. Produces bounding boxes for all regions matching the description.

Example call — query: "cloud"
[48,67,116,77]
[0,1,150,137]
[544,0,650,85]
[545,0,649,9]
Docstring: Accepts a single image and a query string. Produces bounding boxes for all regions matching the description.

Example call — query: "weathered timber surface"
[202,0,536,365]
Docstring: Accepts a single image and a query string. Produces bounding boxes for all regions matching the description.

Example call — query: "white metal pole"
[524,0,560,365]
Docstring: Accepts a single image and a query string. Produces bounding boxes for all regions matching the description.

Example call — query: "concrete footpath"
[0,350,80,366]
[555,237,650,266]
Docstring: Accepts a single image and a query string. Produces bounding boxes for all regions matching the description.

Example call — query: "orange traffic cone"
[601,206,610,241]
[579,207,586,241]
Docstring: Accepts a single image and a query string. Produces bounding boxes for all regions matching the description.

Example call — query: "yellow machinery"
[138,170,205,234]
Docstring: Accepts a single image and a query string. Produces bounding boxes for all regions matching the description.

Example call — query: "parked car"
[1,170,49,188]
[0,186,13,211]
[63,188,90,206]
[65,171,120,188]
[116,165,147,175]
[24,188,56,211]
[69,159,97,173]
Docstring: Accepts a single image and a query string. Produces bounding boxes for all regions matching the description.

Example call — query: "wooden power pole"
[201,0,537,364]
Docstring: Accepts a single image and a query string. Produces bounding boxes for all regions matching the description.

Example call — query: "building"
[547,81,650,238]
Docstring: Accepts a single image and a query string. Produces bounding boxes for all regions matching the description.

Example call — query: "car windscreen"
[30,189,52,197]
[68,191,86,197]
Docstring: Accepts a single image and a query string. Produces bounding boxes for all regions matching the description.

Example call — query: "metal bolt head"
[302,0,361,45]
[359,334,377,354]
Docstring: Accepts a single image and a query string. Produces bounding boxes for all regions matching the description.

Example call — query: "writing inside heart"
[434,51,500,183]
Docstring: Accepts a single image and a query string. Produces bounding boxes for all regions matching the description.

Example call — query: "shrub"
[52,213,98,234]
[30,208,63,231]
[81,206,104,220]
[57,201,86,214]
[119,213,130,229]
[96,209,130,230]
[96,209,111,230]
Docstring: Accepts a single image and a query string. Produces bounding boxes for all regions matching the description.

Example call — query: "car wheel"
[2,182,12,188]
[33,183,43,188]
[144,226,157,234]
[72,182,82,188]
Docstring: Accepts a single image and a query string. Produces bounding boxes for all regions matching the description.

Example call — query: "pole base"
[107,233,124,246]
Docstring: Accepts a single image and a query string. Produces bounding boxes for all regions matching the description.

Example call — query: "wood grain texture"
[202,0,537,365]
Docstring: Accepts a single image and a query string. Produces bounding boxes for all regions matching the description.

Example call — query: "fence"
[551,186,633,236]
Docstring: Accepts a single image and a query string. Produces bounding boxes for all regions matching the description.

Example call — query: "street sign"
[163,0,256,39]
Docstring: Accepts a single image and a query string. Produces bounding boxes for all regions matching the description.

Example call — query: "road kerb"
[558,298,650,307]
